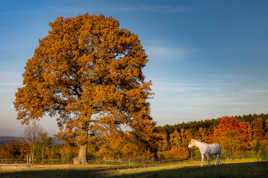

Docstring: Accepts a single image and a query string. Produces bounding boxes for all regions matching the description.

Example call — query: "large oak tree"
[14,14,153,164]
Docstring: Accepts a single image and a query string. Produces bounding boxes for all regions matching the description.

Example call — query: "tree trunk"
[73,122,89,164]
[78,144,88,163]
[73,144,88,164]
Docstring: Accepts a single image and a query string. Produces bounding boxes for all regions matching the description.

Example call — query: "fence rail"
[0,156,260,165]
[0,158,187,165]
[0,159,71,164]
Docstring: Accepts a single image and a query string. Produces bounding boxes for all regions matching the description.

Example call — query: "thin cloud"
[149,78,268,125]
[146,46,198,60]
[0,82,21,87]
[114,5,192,13]
[247,89,268,95]
[0,72,22,87]
[150,78,257,112]
[47,6,101,15]
[46,4,191,15]
[0,89,10,93]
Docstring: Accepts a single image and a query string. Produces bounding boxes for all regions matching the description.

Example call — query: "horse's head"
[188,139,196,148]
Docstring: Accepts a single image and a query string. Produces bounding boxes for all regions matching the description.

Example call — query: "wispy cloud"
[0,82,21,87]
[0,89,10,93]
[151,80,251,107]
[247,89,268,95]
[150,77,268,125]
[46,4,191,16]
[113,5,192,13]
[146,46,198,60]
[0,72,22,88]
[47,6,100,15]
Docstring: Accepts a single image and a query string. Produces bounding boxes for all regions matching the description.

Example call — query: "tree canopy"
[14,14,153,163]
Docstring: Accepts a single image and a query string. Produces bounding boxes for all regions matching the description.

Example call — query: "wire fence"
[0,158,189,166]
[0,154,266,166]
[0,159,70,165]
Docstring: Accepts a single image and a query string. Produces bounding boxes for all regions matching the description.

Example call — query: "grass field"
[0,159,267,178]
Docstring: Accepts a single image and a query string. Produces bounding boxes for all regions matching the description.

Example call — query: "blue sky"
[0,0,268,136]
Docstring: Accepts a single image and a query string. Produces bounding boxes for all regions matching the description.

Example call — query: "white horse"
[188,139,221,167]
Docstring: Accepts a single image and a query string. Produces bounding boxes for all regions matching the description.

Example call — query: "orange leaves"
[212,116,248,138]
[253,118,265,140]
[14,14,153,161]
[210,116,250,155]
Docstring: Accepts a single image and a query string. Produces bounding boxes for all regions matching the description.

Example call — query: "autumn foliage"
[1,114,268,162]
[210,116,250,157]
[14,14,154,164]
[10,13,268,163]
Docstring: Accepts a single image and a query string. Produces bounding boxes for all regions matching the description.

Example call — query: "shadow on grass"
[0,167,109,178]
[0,161,267,178]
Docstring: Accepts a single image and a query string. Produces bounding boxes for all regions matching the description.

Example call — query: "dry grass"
[0,163,123,172]
[0,158,267,178]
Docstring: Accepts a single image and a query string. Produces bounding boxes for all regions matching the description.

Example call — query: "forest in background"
[0,113,267,163]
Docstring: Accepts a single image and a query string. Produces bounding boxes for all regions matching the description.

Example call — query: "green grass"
[0,159,267,178]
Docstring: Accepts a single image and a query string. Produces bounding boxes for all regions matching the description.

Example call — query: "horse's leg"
[206,153,210,166]
[201,154,204,167]
[216,154,220,165]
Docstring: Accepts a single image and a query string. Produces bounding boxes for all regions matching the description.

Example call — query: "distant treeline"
[158,113,268,160]
[0,113,268,163]
[164,113,268,133]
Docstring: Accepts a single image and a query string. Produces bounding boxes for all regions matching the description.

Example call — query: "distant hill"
[0,136,61,145]
[0,136,24,145]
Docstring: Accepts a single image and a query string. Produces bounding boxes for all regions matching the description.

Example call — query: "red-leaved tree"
[210,116,250,158]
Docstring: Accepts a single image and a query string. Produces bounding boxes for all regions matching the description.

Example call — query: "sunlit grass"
[0,163,121,172]
[107,158,260,176]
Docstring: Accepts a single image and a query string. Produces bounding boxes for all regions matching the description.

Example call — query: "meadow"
[0,158,267,178]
